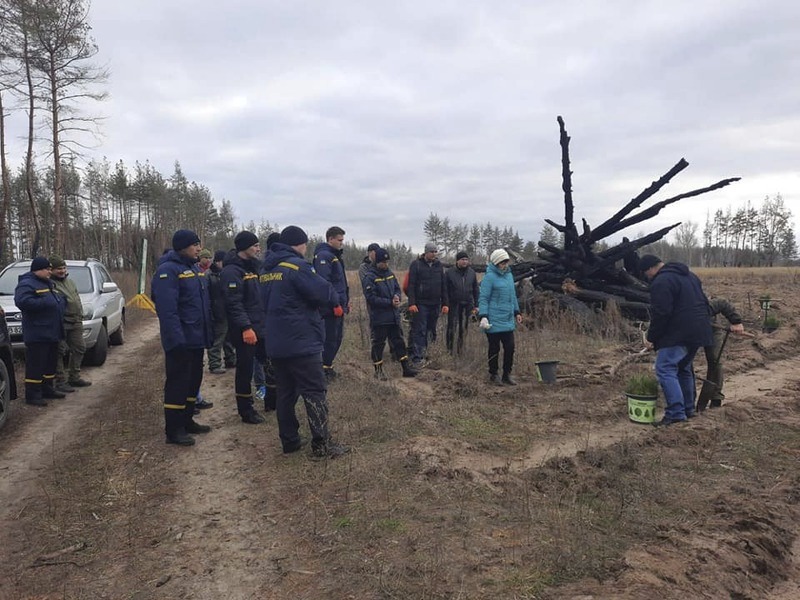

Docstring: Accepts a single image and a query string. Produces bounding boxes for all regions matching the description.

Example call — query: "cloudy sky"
[12,0,800,251]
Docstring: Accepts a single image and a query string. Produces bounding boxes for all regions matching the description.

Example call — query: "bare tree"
[674,221,698,265]
[26,0,107,255]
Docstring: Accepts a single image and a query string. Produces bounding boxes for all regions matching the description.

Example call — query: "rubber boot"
[374,363,388,381]
[400,359,418,378]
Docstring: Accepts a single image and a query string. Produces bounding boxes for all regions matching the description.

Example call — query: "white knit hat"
[490,248,510,265]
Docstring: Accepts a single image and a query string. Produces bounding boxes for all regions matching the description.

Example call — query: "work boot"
[311,440,351,459]
[26,396,48,407]
[166,432,195,446]
[282,437,308,454]
[652,416,687,428]
[56,382,75,393]
[489,373,502,386]
[400,360,418,378]
[373,364,388,381]
[186,420,212,434]
[502,374,518,386]
[68,377,92,387]
[43,386,67,399]
[209,367,227,375]
[241,411,265,425]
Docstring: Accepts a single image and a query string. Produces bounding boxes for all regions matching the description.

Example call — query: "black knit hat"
[234,230,259,252]
[280,225,308,247]
[172,229,200,251]
[30,256,51,272]
[266,232,281,249]
[213,250,227,262]
[375,247,390,263]
[367,243,380,252]
[455,251,469,261]
[639,254,662,272]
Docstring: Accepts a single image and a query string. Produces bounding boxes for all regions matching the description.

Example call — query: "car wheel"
[83,326,109,367]
[0,359,11,430]
[109,313,125,346]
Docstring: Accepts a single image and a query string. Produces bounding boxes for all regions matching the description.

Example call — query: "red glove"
[242,328,257,345]
[441,306,449,315]
[408,304,419,314]
[333,305,344,318]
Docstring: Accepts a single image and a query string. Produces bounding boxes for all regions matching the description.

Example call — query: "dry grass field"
[1,266,800,599]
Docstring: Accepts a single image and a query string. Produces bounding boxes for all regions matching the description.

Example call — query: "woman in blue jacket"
[478,249,522,385]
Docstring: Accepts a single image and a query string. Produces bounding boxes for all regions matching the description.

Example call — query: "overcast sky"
[11,0,800,252]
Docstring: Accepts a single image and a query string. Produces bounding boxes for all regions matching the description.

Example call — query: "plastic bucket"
[535,360,559,384]
[627,393,657,424]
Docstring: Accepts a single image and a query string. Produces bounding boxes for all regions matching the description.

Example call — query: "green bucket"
[627,393,657,424]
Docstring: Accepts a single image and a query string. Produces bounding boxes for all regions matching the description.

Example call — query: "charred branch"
[586,159,689,243]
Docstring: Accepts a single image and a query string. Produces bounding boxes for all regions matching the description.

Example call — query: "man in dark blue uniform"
[313,226,349,381]
[641,254,712,426]
[221,230,266,424]
[363,247,417,380]
[151,229,214,446]
[15,257,65,406]
[261,225,349,458]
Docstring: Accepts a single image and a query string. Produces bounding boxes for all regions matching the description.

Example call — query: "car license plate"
[7,324,21,336]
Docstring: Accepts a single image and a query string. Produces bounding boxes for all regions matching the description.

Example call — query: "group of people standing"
[361,242,523,385]
[151,226,350,458]
[15,256,92,407]
[152,226,526,456]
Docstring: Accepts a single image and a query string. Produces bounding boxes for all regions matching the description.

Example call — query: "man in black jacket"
[221,231,266,424]
[207,250,236,374]
[641,255,712,426]
[445,251,479,355]
[407,242,449,366]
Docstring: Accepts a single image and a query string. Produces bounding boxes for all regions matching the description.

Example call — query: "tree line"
[637,195,797,267]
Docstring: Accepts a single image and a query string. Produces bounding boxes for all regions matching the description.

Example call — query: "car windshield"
[0,265,94,295]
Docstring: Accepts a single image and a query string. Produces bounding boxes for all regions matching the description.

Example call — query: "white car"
[0,258,125,366]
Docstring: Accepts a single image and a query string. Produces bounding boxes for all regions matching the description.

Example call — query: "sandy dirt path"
[0,319,160,522]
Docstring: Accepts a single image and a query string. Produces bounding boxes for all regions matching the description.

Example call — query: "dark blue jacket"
[313,242,349,316]
[363,264,402,326]
[14,272,65,343]
[220,251,265,336]
[261,243,338,359]
[151,250,213,352]
[407,256,448,307]
[646,262,712,350]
